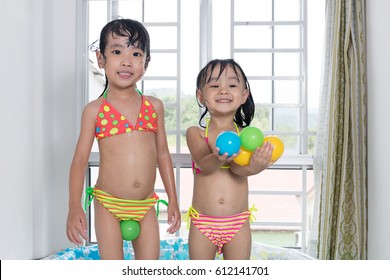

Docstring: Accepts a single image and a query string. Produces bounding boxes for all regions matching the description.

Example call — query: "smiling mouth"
[216,99,232,103]
[118,72,133,77]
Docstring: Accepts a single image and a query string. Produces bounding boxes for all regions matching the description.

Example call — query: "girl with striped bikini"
[185,59,273,260]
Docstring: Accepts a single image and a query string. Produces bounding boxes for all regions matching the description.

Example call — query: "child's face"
[96,33,147,90]
[198,65,249,116]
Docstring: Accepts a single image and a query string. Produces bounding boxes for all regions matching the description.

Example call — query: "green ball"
[120,220,140,241]
[240,126,264,151]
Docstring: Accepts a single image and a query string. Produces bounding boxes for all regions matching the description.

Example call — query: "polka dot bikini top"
[95,89,158,140]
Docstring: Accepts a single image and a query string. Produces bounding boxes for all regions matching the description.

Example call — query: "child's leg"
[131,207,160,260]
[221,219,252,260]
[94,200,124,259]
[188,223,217,260]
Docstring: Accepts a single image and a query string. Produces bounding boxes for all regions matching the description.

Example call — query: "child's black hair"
[96,18,151,96]
[196,59,255,128]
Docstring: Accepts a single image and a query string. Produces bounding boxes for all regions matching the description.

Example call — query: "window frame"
[81,0,316,252]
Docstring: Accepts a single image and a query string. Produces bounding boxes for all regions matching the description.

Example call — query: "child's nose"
[122,60,132,67]
[218,86,229,94]
[121,55,133,67]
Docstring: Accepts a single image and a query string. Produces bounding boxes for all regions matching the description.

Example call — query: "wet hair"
[94,18,151,95]
[196,59,255,128]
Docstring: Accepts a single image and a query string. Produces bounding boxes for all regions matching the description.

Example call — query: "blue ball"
[216,131,241,156]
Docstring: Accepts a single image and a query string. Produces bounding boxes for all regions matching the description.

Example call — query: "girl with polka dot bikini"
[66,19,181,260]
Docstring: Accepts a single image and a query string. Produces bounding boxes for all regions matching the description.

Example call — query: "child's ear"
[196,89,205,106]
[96,51,105,68]
[241,88,249,104]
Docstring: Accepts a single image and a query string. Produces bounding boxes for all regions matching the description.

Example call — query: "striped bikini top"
[192,120,240,174]
[95,89,158,140]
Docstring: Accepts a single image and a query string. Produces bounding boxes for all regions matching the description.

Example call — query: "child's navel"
[133,182,141,189]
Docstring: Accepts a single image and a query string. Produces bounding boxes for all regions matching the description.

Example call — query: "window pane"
[164,107,177,131]
[252,227,300,247]
[250,80,273,104]
[274,25,302,48]
[234,26,272,49]
[212,0,231,58]
[144,0,177,22]
[274,108,299,131]
[181,0,199,96]
[282,135,300,155]
[274,0,302,21]
[148,26,177,49]
[274,53,301,76]
[274,80,300,104]
[117,0,143,21]
[252,107,271,131]
[143,80,177,132]
[89,1,107,46]
[253,194,302,223]
[234,53,273,76]
[143,80,177,98]
[249,169,313,192]
[166,134,177,153]
[145,53,177,77]
[234,0,272,21]
[181,96,200,132]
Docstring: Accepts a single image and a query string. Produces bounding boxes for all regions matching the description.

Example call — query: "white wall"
[0,0,80,259]
[367,0,390,259]
[0,0,388,260]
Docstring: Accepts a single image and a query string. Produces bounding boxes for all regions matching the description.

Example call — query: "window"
[83,0,324,252]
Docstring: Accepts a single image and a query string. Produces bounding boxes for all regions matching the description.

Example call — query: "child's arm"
[230,141,274,176]
[153,98,181,234]
[186,126,231,175]
[66,103,96,245]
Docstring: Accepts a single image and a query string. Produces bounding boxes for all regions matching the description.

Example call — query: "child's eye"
[133,52,143,57]
[112,50,121,55]
[229,84,238,88]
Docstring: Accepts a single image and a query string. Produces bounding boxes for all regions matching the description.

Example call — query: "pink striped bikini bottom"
[185,206,257,255]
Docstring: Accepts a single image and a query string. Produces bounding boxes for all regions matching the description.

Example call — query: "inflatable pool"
[43,237,314,260]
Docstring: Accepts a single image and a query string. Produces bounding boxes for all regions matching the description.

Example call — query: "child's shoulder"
[186,125,202,131]
[82,97,103,116]
[143,94,160,103]
[186,125,205,137]
[143,95,163,109]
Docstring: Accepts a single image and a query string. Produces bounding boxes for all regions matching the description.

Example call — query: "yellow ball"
[233,148,253,166]
[264,136,284,162]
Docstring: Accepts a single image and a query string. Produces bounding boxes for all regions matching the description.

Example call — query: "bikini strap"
[205,118,240,137]
[234,122,240,134]
[248,204,258,222]
[183,206,199,229]
[102,88,108,99]
[205,118,210,138]
[84,186,95,211]
[156,198,168,217]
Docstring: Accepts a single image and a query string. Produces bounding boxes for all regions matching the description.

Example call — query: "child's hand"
[213,147,238,163]
[166,202,181,234]
[66,206,88,246]
[249,141,274,171]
